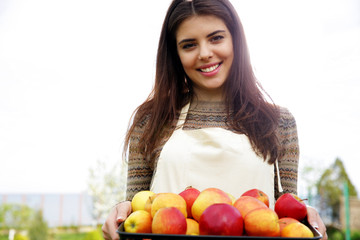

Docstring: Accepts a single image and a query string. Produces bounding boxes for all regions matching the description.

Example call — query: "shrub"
[352,230,360,240]
[14,234,29,240]
[84,229,103,240]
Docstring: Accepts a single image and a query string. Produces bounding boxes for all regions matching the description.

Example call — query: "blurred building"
[0,193,95,227]
[340,196,360,230]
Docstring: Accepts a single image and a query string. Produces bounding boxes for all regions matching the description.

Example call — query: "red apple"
[179,186,200,218]
[199,203,244,236]
[275,193,307,221]
[152,207,187,234]
[241,188,269,207]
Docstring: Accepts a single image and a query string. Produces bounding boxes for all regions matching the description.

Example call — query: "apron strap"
[176,102,191,128]
[275,160,283,193]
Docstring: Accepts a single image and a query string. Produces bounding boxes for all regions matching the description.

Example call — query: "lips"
[197,62,222,73]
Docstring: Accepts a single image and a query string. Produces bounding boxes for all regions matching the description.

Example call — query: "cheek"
[178,53,197,71]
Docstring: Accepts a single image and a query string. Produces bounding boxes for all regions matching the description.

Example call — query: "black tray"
[117,220,322,240]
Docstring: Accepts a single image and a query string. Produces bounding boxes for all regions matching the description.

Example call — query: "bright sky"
[1,0,359,196]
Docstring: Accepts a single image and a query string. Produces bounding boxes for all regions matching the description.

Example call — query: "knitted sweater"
[125,101,299,201]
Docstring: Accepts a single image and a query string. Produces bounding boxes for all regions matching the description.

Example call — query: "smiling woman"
[99,1,330,240]
[176,15,234,101]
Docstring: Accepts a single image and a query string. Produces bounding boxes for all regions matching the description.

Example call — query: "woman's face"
[176,15,234,101]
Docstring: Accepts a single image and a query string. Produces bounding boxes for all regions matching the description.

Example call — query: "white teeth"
[200,64,219,73]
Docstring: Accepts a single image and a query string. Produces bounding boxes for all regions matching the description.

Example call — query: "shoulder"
[279,106,296,128]
[277,106,297,130]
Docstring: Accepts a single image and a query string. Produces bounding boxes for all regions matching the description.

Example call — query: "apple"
[131,190,155,212]
[233,196,268,218]
[144,193,159,214]
[227,192,236,204]
[199,203,243,236]
[244,208,280,237]
[186,218,199,235]
[179,186,200,218]
[124,210,152,233]
[275,193,307,221]
[241,188,269,207]
[151,192,187,218]
[191,188,232,221]
[281,222,314,238]
[278,217,299,233]
[152,207,187,234]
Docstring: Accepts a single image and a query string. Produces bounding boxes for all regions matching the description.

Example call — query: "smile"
[198,63,221,73]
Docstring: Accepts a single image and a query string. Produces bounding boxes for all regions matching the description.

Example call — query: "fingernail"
[312,223,319,230]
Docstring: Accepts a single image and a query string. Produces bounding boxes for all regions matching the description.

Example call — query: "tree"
[27,210,48,240]
[87,158,127,225]
[316,157,358,224]
[0,203,33,230]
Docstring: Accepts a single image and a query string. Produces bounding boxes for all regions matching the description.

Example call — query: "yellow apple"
[244,208,280,237]
[191,188,232,222]
[281,222,314,238]
[233,196,268,218]
[131,190,155,212]
[151,192,187,218]
[144,193,160,214]
[124,210,152,233]
[186,218,199,235]
[278,217,299,233]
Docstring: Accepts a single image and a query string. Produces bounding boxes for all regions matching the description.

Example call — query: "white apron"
[150,103,282,209]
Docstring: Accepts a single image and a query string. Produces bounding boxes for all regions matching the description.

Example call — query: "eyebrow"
[178,30,226,45]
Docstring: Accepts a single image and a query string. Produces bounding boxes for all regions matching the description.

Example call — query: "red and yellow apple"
[241,188,269,207]
[179,186,200,219]
[186,218,199,235]
[151,207,187,234]
[281,222,314,238]
[275,193,307,221]
[233,196,268,218]
[278,217,299,233]
[191,188,232,221]
[199,203,243,236]
[244,208,280,237]
[124,210,152,233]
[131,190,155,212]
[151,192,187,218]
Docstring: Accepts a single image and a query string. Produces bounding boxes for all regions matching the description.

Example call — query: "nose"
[198,43,213,60]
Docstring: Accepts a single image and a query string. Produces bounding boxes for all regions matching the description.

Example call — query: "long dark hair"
[124,0,280,164]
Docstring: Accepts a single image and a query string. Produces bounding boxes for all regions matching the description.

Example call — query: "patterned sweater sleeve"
[125,115,153,201]
[274,107,299,199]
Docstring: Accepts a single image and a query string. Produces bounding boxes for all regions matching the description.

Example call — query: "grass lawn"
[53,232,88,240]
[0,232,97,240]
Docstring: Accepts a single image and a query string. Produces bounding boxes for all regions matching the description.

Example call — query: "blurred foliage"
[316,157,358,223]
[27,210,48,240]
[0,203,33,230]
[84,229,103,240]
[326,225,360,240]
[87,159,126,224]
[14,234,29,240]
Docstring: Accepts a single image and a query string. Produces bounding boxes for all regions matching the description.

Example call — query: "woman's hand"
[102,201,132,240]
[307,205,327,240]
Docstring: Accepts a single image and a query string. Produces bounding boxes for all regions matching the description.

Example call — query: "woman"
[102,0,327,239]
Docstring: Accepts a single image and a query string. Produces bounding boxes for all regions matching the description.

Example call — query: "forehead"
[176,15,229,40]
